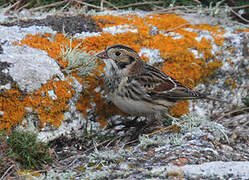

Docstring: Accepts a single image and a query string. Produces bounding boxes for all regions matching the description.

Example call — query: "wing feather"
[129,63,205,102]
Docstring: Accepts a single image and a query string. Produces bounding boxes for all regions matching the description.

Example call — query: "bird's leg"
[107,116,146,130]
[155,111,179,126]
[146,112,181,136]
[123,116,146,128]
[139,114,163,132]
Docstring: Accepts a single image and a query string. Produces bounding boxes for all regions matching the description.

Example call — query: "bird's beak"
[96,51,109,59]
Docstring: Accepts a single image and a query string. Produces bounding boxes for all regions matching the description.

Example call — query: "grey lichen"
[85,169,113,180]
[138,133,184,149]
[139,113,229,149]
[173,113,229,143]
[60,39,97,77]
[82,147,131,179]
[89,147,127,164]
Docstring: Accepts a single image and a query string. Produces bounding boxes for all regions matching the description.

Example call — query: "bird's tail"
[204,96,228,103]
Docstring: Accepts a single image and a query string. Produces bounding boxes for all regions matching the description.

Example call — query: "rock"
[0,45,64,93]
[182,161,249,179]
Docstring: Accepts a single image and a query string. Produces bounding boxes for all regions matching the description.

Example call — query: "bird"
[96,44,224,120]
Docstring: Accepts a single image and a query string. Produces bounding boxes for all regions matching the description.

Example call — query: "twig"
[215,107,249,122]
[105,135,122,148]
[229,6,249,24]
[118,1,164,9]
[104,0,119,10]
[152,4,249,15]
[4,0,24,11]
[191,0,201,4]
[59,136,119,165]
[165,23,191,32]
[240,85,249,89]
[234,21,249,28]
[124,138,139,146]
[242,34,249,57]
[152,4,166,11]
[16,2,31,12]
[231,4,249,10]
[57,131,136,170]
[14,0,24,10]
[83,135,121,153]
[100,0,104,11]
[3,1,19,14]
[57,138,115,169]
[150,6,195,13]
[60,1,72,11]
[73,0,102,9]
[0,164,14,180]
[29,0,67,12]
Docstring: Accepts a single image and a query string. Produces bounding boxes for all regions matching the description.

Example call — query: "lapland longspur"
[97,44,223,118]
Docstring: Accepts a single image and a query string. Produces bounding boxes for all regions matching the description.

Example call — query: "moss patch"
[6,131,52,170]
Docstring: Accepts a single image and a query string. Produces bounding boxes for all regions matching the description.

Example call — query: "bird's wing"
[131,64,205,102]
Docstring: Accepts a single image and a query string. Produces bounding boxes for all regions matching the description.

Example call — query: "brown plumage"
[96,44,224,117]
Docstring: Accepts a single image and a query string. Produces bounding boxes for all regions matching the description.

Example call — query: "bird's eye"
[115,51,121,56]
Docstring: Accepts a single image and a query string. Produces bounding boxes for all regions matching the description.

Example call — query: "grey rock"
[182,161,249,179]
[0,45,64,93]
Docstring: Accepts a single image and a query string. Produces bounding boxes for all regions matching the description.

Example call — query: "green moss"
[6,131,53,170]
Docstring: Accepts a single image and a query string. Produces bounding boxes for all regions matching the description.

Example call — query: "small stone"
[220,144,233,152]
[0,45,3,54]
[167,166,184,178]
[206,133,215,141]
[48,90,57,100]
[150,25,158,36]
[25,107,33,113]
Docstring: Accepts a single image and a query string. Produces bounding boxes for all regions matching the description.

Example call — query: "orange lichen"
[141,55,149,62]
[225,78,237,89]
[237,29,249,32]
[24,78,74,128]
[0,89,25,132]
[170,101,190,117]
[0,77,74,131]
[226,58,234,67]
[9,13,227,129]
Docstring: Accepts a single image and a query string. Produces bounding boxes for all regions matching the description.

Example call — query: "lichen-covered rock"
[0,8,248,141]
[0,40,90,141]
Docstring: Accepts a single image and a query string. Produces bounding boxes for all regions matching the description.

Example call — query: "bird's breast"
[111,94,157,116]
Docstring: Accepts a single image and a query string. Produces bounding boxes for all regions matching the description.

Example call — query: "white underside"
[110,94,166,116]
[113,96,153,115]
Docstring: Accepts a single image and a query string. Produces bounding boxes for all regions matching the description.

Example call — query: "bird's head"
[96,44,141,70]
